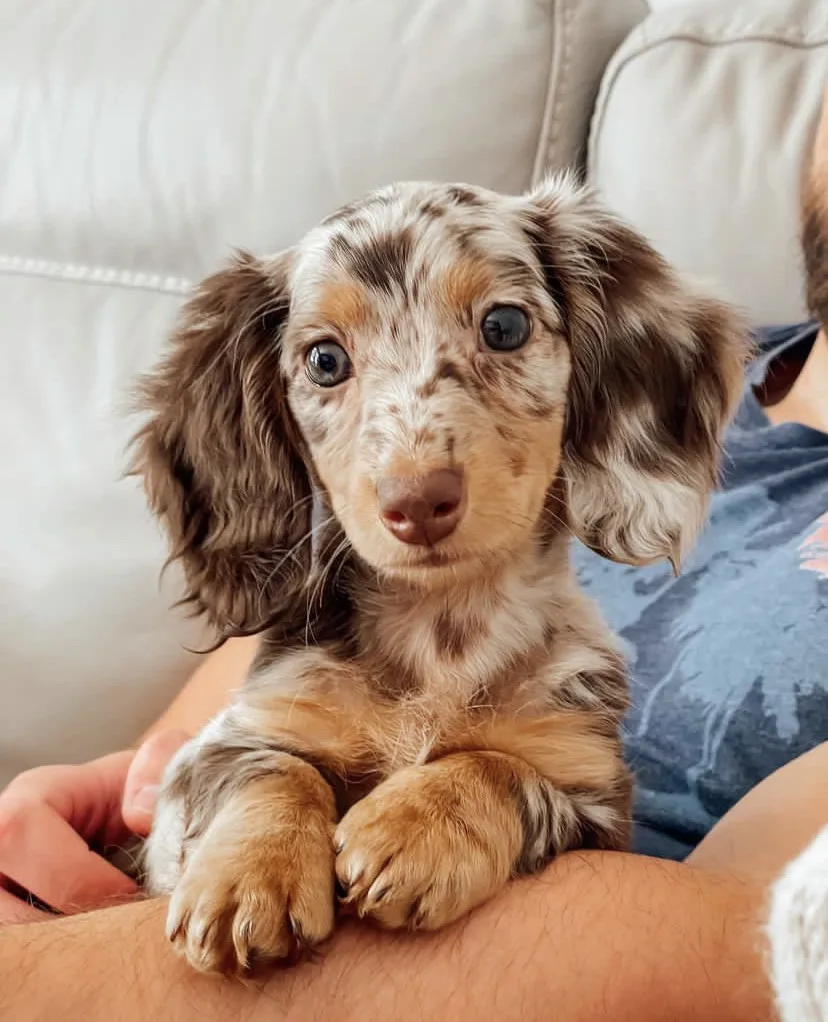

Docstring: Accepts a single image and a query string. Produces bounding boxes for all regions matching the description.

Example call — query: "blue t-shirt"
[573,323,828,860]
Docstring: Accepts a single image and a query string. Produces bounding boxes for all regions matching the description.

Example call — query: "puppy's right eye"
[480,305,531,352]
[306,341,352,387]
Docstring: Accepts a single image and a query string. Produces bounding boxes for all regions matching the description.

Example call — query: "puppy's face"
[281,184,570,583]
[134,175,750,632]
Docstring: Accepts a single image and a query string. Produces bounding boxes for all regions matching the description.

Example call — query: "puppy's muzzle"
[377,469,465,546]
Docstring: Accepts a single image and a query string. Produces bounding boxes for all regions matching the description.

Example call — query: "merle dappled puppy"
[133,174,748,973]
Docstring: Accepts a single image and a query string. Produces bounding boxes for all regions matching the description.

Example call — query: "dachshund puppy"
[132,174,749,973]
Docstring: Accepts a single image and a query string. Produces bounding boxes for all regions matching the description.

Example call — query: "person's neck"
[763,327,828,432]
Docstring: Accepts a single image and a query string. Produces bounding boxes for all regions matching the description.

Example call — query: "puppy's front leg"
[335,715,630,931]
[334,751,523,930]
[167,751,335,972]
[143,649,371,973]
[148,738,336,973]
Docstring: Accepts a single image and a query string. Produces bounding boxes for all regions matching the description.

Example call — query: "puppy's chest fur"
[246,541,626,780]
[364,560,562,702]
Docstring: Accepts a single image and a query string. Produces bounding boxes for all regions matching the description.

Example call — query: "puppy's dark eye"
[306,341,352,387]
[480,306,531,352]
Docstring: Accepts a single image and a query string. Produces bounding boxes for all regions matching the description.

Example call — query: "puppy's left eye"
[480,306,531,352]
[306,340,352,387]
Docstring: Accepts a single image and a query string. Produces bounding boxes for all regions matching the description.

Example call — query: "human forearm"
[0,853,771,1022]
[1,899,253,1021]
[297,854,771,1022]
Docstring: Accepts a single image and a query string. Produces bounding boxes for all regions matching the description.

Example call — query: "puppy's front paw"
[166,801,335,973]
[334,760,520,931]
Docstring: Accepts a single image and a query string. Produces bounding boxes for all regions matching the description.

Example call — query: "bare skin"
[763,327,828,431]
[0,812,780,1022]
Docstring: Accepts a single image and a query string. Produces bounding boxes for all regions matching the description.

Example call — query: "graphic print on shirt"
[801,511,828,578]
[575,462,828,857]
[572,323,828,858]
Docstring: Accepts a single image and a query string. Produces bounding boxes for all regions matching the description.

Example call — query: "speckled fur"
[133,173,750,973]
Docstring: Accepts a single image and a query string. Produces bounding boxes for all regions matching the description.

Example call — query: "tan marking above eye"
[316,281,373,333]
[438,260,494,317]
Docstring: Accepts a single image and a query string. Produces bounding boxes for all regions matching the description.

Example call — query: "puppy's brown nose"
[377,469,464,546]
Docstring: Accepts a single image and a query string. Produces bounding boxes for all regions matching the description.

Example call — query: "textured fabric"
[769,825,828,1022]
[589,0,828,325]
[0,0,645,280]
[574,324,828,860]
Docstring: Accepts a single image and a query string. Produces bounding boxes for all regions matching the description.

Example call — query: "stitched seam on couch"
[0,253,192,296]
[531,0,574,187]
[588,31,828,178]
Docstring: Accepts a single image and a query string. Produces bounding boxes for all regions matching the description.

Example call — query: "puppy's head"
[133,175,749,634]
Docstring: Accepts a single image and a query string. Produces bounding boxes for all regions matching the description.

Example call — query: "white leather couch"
[1,0,827,786]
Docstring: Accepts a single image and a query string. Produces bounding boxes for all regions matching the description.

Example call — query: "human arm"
[136,635,259,743]
[688,739,828,882]
[13,739,828,1021]
[0,848,769,1022]
[121,635,259,829]
[6,688,826,1022]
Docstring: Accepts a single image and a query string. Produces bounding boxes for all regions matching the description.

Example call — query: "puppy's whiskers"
[252,510,334,622]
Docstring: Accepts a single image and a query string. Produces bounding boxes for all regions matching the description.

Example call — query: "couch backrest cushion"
[589,0,828,326]
[1,0,646,280]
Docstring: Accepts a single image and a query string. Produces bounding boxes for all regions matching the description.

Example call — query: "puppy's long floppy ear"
[523,174,751,567]
[131,250,311,635]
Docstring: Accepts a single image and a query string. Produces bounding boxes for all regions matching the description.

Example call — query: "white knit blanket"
[769,827,828,1021]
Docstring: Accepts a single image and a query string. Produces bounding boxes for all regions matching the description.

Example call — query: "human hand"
[0,731,188,924]
[121,729,190,835]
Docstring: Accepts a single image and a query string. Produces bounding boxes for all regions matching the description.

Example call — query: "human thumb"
[122,729,191,835]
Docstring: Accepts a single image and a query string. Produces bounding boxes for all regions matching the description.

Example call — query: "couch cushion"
[589,0,828,326]
[0,265,208,782]
[0,0,645,782]
[0,0,646,281]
